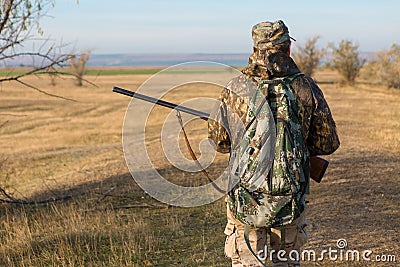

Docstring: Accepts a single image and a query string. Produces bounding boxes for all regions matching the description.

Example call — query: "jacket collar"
[242,51,301,80]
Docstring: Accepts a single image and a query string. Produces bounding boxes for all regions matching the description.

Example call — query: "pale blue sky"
[41,0,400,54]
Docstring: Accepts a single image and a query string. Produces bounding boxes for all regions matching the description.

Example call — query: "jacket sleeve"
[207,88,231,154]
[307,81,340,156]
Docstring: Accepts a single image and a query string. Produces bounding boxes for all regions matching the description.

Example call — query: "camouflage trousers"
[224,206,308,267]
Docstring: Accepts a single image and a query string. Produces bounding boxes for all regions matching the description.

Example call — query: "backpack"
[228,72,310,229]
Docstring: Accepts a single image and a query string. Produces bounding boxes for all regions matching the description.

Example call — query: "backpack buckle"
[293,148,303,159]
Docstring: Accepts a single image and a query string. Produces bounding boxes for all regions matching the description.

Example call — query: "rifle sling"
[175,111,226,194]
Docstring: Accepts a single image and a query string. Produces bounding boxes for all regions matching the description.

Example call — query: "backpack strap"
[244,225,268,267]
[282,72,303,116]
[281,73,310,210]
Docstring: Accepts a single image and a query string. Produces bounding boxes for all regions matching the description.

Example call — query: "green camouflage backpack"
[228,72,310,229]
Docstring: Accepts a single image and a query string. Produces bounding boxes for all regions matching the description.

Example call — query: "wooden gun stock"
[310,156,329,183]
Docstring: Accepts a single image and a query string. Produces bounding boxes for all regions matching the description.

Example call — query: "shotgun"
[113,87,209,119]
[113,86,329,183]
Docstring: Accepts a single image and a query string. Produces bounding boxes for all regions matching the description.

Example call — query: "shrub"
[70,51,91,87]
[292,36,325,77]
[376,44,400,89]
[329,40,364,86]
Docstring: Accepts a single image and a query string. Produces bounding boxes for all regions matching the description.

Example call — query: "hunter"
[208,20,340,267]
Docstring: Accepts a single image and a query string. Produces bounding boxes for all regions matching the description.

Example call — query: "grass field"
[0,68,399,266]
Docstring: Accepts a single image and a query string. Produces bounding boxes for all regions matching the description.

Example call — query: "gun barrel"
[113,86,210,120]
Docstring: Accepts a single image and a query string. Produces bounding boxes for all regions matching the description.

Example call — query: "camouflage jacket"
[208,51,340,162]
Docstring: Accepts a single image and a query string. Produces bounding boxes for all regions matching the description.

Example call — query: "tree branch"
[0,0,14,34]
[0,120,9,128]
[0,186,72,205]
[0,0,83,101]
[15,79,78,102]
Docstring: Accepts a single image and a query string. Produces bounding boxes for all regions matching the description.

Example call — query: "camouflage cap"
[252,20,294,50]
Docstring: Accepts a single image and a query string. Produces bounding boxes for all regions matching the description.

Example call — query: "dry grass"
[0,68,399,266]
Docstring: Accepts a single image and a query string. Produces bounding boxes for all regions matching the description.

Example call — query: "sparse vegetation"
[0,70,399,266]
[372,44,400,89]
[328,40,364,85]
[292,36,325,77]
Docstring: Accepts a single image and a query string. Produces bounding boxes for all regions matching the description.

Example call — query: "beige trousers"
[224,206,308,267]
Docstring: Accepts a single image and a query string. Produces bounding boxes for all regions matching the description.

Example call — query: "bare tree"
[0,0,74,100]
[70,51,91,87]
[328,40,365,86]
[292,36,325,77]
